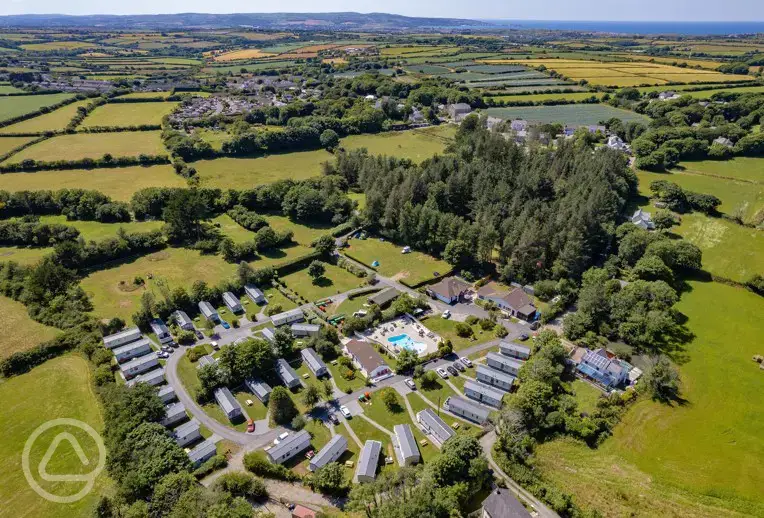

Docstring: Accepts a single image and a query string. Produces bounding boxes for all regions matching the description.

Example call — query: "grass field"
[486,104,649,125]
[281,262,364,302]
[667,85,764,99]
[417,316,496,352]
[0,355,110,518]
[81,248,236,320]
[21,41,96,51]
[193,151,332,189]
[213,49,278,61]
[488,92,605,103]
[0,164,185,201]
[211,214,256,243]
[115,92,173,99]
[0,295,60,359]
[678,158,764,184]
[0,246,52,265]
[80,102,178,128]
[0,100,92,135]
[0,94,75,123]
[0,85,24,93]
[536,281,764,517]
[0,136,38,155]
[37,215,164,242]
[341,126,455,163]
[343,237,451,285]
[4,131,166,163]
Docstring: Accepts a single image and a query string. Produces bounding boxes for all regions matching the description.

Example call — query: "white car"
[405,378,416,390]
[339,405,352,419]
[436,368,449,379]
[441,310,451,319]
[460,357,473,368]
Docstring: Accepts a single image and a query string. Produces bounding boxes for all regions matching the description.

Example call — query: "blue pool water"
[388,333,428,354]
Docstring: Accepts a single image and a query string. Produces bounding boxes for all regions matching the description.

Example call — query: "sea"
[481,20,764,36]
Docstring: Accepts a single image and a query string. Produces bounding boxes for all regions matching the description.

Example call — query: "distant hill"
[0,12,491,31]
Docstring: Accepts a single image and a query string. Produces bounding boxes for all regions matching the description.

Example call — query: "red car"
[246,419,255,433]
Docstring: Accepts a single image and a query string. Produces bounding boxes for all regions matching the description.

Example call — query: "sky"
[1,0,763,21]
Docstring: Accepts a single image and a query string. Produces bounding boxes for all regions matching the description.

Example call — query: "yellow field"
[0,295,60,359]
[0,136,38,155]
[213,48,278,61]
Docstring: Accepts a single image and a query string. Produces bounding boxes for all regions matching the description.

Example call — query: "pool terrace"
[368,315,440,358]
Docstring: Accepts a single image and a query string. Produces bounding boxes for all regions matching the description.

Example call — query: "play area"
[369,314,440,357]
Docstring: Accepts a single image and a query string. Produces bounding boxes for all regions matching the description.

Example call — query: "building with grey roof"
[393,424,420,466]
[476,364,515,392]
[355,440,382,483]
[160,402,187,427]
[198,301,219,322]
[245,378,272,403]
[368,287,400,307]
[150,318,172,343]
[173,419,202,447]
[482,487,532,518]
[214,387,242,420]
[173,310,194,331]
[271,308,304,327]
[416,408,455,446]
[113,338,152,363]
[486,352,523,376]
[157,384,176,404]
[126,367,165,387]
[245,284,265,304]
[499,341,531,361]
[444,396,490,424]
[265,430,311,464]
[223,291,243,313]
[291,323,321,338]
[276,358,301,389]
[120,352,159,379]
[309,434,347,471]
[103,326,142,349]
[260,327,276,342]
[188,439,217,466]
[197,355,216,369]
[300,347,328,377]
[463,379,505,408]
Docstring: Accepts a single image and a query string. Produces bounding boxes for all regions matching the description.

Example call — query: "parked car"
[446,365,458,376]
[460,357,473,368]
[195,330,204,340]
[211,341,219,350]
[405,378,416,390]
[246,419,255,433]
[161,345,172,353]
[340,405,352,419]
[452,361,465,372]
[530,321,540,331]
[436,368,449,379]
[169,341,179,349]
[157,351,169,359]
[220,320,231,330]
[441,310,451,319]
[518,334,529,341]
[329,413,340,425]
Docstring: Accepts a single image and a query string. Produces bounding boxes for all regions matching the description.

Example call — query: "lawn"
[234,389,269,421]
[485,104,649,125]
[678,157,764,184]
[536,281,764,517]
[192,151,332,189]
[418,316,497,352]
[348,192,366,210]
[0,355,110,518]
[260,286,298,312]
[0,93,75,123]
[176,355,203,397]
[116,92,173,99]
[343,237,451,286]
[571,379,603,415]
[37,215,163,242]
[281,262,364,303]
[262,214,332,246]
[0,136,38,155]
[3,131,166,164]
[0,100,92,134]
[0,164,185,201]
[212,214,256,243]
[0,295,60,359]
[406,391,477,448]
[341,126,455,163]
[326,361,367,394]
[80,102,179,128]
[80,248,237,320]
[415,375,457,409]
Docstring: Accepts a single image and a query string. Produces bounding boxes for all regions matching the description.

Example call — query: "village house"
[631,208,655,230]
[713,136,734,148]
[576,348,630,389]
[427,277,472,305]
[477,283,537,321]
[447,103,472,121]
[481,488,532,518]
[342,340,393,382]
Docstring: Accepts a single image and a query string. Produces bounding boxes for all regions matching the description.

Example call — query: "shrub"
[291,415,307,430]
[479,318,495,331]
[495,326,509,338]
[176,329,196,345]
[243,451,301,482]
[231,318,240,328]
[465,315,479,326]
[187,344,208,363]
[193,454,227,479]
[265,303,282,316]
[213,472,268,500]
[455,322,473,338]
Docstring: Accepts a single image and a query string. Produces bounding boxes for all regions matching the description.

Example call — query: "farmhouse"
[427,277,471,305]
[416,408,455,446]
[266,430,311,464]
[160,402,187,427]
[607,135,629,152]
[188,439,217,467]
[499,341,531,361]
[486,352,523,376]
[214,387,243,420]
[631,208,655,230]
[223,291,243,313]
[355,440,382,483]
[276,358,301,388]
[157,384,176,404]
[173,419,202,447]
[393,424,420,466]
[245,284,266,304]
[447,103,472,121]
[476,364,515,392]
[444,396,490,424]
[464,379,505,408]
[173,310,194,331]
[198,301,219,322]
[272,308,304,327]
[197,355,217,369]
[113,338,152,363]
[103,326,142,349]
[481,487,532,518]
[245,378,272,403]
[291,323,321,338]
[309,434,348,471]
[343,340,393,382]
[368,287,400,307]
[126,367,165,388]
[301,347,328,377]
[576,348,629,389]
[120,352,159,379]
[713,136,734,148]
[477,284,537,321]
[150,318,172,343]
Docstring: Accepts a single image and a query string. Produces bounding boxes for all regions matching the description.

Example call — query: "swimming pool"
[388,333,428,355]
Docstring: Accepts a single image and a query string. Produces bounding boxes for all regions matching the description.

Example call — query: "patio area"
[368,314,440,358]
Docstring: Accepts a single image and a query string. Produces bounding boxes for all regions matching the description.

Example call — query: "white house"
[713,136,734,148]
[309,434,347,471]
[576,348,629,388]
[343,340,393,382]
[631,208,655,230]
[266,430,311,464]
[607,135,629,152]
[447,103,472,121]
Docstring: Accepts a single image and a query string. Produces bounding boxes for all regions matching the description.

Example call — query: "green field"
[0,355,110,518]
[0,295,60,358]
[4,131,166,164]
[115,91,173,99]
[193,151,332,189]
[678,158,764,184]
[0,164,185,201]
[80,248,236,320]
[0,246,52,265]
[536,281,764,517]
[80,102,178,128]
[341,126,455,163]
[485,104,649,125]
[0,85,24,93]
[343,237,451,285]
[281,262,364,302]
[0,93,75,123]
[37,215,164,242]
[0,136,38,155]
[211,214,256,243]
[0,100,92,134]
[488,92,605,103]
